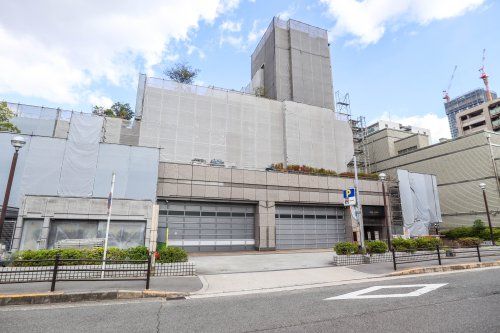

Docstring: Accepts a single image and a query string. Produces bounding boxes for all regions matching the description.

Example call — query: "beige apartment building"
[372,130,500,228]
[456,98,500,137]
[364,127,430,169]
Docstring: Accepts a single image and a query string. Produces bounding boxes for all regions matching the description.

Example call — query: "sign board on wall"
[343,188,356,206]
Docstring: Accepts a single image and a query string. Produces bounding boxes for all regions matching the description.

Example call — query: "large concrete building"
[364,127,430,169]
[0,18,391,253]
[250,17,334,109]
[372,130,500,228]
[456,98,500,136]
[445,88,497,138]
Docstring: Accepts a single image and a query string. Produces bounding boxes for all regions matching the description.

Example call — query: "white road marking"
[324,283,448,300]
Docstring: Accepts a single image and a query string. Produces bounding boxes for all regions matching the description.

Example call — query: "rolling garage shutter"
[275,205,346,249]
[158,201,255,252]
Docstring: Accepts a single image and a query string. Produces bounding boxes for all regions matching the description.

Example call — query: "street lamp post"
[0,136,26,244]
[479,183,496,246]
[379,173,392,250]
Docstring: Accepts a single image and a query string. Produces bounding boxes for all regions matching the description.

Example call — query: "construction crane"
[442,65,457,103]
[479,48,493,102]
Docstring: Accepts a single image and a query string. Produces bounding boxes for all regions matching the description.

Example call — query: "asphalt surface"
[1,267,499,333]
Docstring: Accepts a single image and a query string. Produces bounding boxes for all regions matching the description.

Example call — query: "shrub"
[414,237,442,250]
[441,227,472,240]
[10,246,151,266]
[365,240,388,254]
[456,237,482,247]
[126,246,149,260]
[334,242,360,255]
[471,220,486,237]
[392,238,417,252]
[156,247,188,263]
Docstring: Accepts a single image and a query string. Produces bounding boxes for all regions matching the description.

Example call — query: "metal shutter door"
[276,205,345,249]
[158,201,255,252]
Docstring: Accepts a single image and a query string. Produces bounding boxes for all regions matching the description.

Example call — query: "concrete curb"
[0,290,187,306]
[389,260,500,276]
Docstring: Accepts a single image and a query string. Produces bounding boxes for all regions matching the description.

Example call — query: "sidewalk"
[0,276,202,295]
[193,266,380,297]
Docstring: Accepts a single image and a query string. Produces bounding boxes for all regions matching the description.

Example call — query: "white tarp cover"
[397,169,442,236]
[93,144,159,200]
[58,114,103,196]
[0,128,159,208]
[19,136,66,197]
[0,134,31,207]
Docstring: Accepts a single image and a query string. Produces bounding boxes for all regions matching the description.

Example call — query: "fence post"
[146,254,152,290]
[476,245,481,262]
[436,245,442,266]
[51,254,60,292]
[392,248,397,271]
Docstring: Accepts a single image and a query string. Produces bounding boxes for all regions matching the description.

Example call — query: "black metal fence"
[392,245,500,270]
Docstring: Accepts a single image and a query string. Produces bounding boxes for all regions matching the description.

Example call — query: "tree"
[164,62,200,84]
[92,102,134,120]
[0,101,20,133]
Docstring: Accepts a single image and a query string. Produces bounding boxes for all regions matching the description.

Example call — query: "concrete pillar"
[39,216,51,249]
[10,216,24,251]
[344,207,355,243]
[255,201,276,250]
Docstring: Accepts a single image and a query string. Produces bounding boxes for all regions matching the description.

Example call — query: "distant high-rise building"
[445,88,497,138]
[250,17,334,110]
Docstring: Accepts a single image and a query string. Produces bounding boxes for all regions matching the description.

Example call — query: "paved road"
[1,268,499,333]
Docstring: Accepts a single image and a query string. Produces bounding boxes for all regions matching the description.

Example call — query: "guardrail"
[0,255,152,291]
[392,245,500,270]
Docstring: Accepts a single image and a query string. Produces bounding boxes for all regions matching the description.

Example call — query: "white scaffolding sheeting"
[397,169,443,237]
[283,101,353,171]
[139,81,285,169]
[58,114,103,197]
[19,136,66,197]
[0,134,32,207]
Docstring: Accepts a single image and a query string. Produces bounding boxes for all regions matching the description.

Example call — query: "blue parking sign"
[343,188,356,206]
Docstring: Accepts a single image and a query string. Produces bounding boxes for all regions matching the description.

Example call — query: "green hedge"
[334,242,361,255]
[9,245,188,266]
[156,247,188,263]
[365,240,388,254]
[392,237,443,252]
[442,220,500,241]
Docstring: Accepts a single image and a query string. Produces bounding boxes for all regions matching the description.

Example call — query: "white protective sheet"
[19,136,66,197]
[58,114,103,196]
[0,134,31,207]
[397,169,443,236]
[93,144,159,201]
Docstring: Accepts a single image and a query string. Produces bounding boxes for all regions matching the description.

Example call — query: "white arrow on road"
[324,284,448,300]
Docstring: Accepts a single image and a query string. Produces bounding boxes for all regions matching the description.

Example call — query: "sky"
[1,0,499,142]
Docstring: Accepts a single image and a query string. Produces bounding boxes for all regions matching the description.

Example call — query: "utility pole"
[353,155,365,248]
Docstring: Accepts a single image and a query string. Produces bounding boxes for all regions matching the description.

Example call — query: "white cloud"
[248,20,267,44]
[320,0,484,46]
[220,20,242,32]
[377,112,451,143]
[88,93,113,108]
[219,35,245,50]
[0,0,239,105]
[187,45,206,59]
[277,4,298,21]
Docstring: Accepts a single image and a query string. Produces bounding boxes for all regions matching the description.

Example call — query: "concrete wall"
[375,131,500,228]
[11,196,156,251]
[157,162,385,249]
[394,133,429,155]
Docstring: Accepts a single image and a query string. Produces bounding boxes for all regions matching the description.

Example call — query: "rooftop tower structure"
[250,17,334,110]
